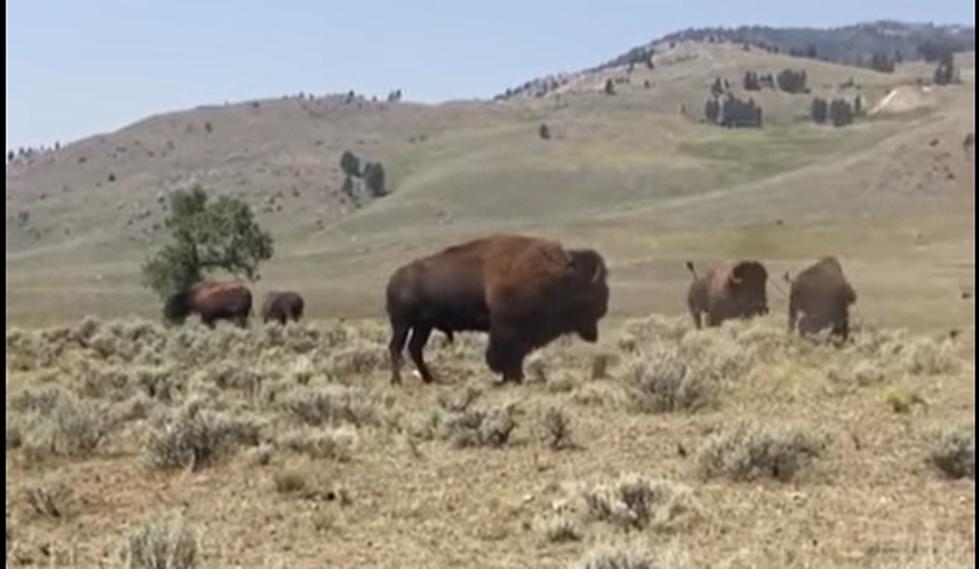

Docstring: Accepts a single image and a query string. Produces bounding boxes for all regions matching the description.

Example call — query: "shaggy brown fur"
[164,281,252,328]
[787,256,857,341]
[686,260,769,329]
[386,234,609,384]
[261,291,305,325]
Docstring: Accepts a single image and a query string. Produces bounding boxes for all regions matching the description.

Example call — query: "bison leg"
[832,314,850,343]
[408,326,436,384]
[487,326,525,383]
[787,295,799,334]
[388,323,410,385]
[690,309,703,330]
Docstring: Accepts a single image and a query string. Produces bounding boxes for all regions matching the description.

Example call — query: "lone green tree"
[141,186,274,299]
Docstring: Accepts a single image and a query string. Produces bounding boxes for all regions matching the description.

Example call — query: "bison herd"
[162,233,857,385]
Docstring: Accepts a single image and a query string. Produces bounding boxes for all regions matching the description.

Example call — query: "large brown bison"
[685,260,769,329]
[163,281,253,328]
[261,291,305,325]
[787,256,857,341]
[386,234,610,385]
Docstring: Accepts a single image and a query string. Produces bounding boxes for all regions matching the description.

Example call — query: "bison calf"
[261,291,305,325]
[164,281,252,328]
[386,234,610,385]
[787,256,857,341]
[686,260,769,329]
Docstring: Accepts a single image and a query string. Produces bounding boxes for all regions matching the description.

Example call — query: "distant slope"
[5,42,975,329]
[499,21,974,99]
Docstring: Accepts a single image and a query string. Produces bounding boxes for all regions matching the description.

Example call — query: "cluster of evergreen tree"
[743,71,776,91]
[705,94,762,128]
[340,151,388,206]
[811,96,861,127]
[776,69,808,93]
[869,52,896,73]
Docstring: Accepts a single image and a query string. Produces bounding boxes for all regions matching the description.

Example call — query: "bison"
[685,260,769,329]
[787,256,857,341]
[163,281,252,328]
[261,291,305,325]
[386,234,610,385]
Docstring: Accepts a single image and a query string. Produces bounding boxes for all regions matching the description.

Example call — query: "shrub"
[423,403,518,448]
[696,419,828,482]
[625,345,717,413]
[882,386,926,414]
[274,469,310,495]
[325,344,385,378]
[927,424,975,480]
[604,79,616,95]
[574,541,654,569]
[278,427,357,461]
[17,390,112,459]
[144,403,260,471]
[534,513,581,543]
[579,473,696,531]
[273,468,350,503]
[119,512,200,569]
[279,385,380,427]
[25,477,71,518]
[540,407,576,450]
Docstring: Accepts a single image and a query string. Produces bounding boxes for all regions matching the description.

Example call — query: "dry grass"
[2,315,974,568]
[119,512,200,569]
[574,539,691,569]
[25,476,71,519]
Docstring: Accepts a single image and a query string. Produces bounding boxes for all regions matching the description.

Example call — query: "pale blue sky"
[6,1,973,150]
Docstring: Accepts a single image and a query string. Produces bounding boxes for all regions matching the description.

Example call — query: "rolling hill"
[5,33,976,332]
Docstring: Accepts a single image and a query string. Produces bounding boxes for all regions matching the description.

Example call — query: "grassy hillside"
[6,44,975,331]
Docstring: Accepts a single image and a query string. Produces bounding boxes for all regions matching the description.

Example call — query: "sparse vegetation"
[579,473,697,531]
[119,512,200,569]
[11,388,112,460]
[539,407,576,450]
[577,544,652,569]
[25,477,71,518]
[696,419,828,482]
[927,424,975,479]
[144,402,259,471]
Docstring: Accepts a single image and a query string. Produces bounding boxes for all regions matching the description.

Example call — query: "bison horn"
[591,261,605,283]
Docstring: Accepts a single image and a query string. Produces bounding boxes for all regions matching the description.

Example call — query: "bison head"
[163,290,191,324]
[563,249,610,342]
[728,261,769,317]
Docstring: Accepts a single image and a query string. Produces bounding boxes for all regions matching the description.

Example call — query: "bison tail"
[685,261,697,280]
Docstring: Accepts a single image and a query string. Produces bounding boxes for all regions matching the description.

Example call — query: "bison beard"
[385,235,609,385]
